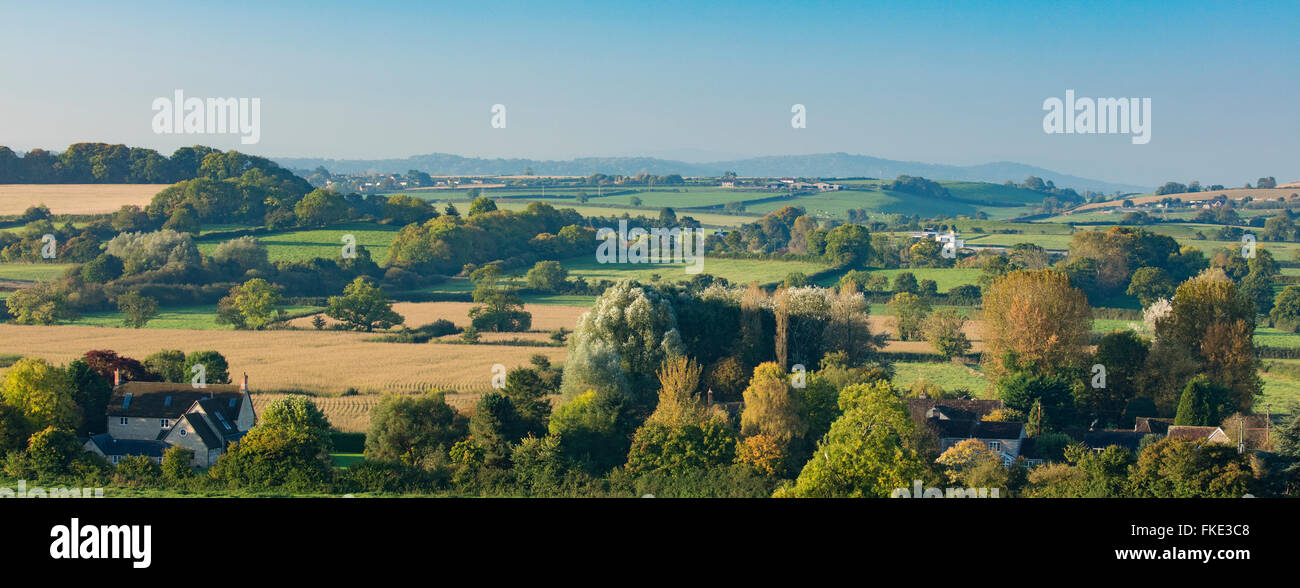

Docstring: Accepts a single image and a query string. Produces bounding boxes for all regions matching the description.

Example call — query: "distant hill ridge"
[273,152,1149,194]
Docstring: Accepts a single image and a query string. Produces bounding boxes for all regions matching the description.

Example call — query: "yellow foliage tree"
[0,358,79,431]
[935,438,1003,485]
[736,433,784,476]
[981,270,1092,380]
[740,362,806,442]
[648,356,705,426]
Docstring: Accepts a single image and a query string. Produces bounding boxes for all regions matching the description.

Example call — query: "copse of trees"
[1063,227,1203,301]
[1147,272,1260,414]
[385,202,591,275]
[0,143,237,184]
[886,175,950,199]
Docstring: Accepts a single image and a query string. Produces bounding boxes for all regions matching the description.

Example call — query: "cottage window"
[119,417,129,425]
[160,419,170,428]
[988,441,1001,452]
[180,429,187,437]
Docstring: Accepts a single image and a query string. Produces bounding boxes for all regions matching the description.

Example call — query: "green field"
[1261,373,1300,415]
[196,223,402,263]
[869,303,978,318]
[1255,326,1300,348]
[963,232,1074,250]
[69,304,322,330]
[590,188,769,208]
[423,255,831,295]
[491,199,754,227]
[520,293,598,306]
[745,189,1031,220]
[845,268,981,293]
[558,256,832,286]
[0,262,73,282]
[330,453,365,468]
[940,181,1054,205]
[891,360,990,395]
[406,185,778,209]
[957,219,1074,235]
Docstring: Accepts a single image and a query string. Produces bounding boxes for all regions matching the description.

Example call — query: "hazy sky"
[1,0,1296,186]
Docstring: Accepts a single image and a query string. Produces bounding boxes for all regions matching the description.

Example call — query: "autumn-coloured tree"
[648,356,705,426]
[982,270,1092,380]
[740,362,805,442]
[1,358,80,430]
[936,438,1008,488]
[736,433,784,476]
[773,288,790,369]
[703,356,747,401]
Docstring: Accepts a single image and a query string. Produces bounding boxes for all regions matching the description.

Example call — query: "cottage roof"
[85,434,170,458]
[108,382,244,421]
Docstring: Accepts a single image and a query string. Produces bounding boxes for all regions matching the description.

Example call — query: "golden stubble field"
[0,184,170,215]
[0,324,566,397]
[1072,188,1296,212]
[868,315,987,353]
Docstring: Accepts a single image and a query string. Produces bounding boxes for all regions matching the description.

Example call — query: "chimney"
[707,388,714,405]
[241,372,248,393]
[113,369,121,387]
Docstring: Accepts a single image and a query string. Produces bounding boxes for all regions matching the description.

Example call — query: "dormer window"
[160,419,170,429]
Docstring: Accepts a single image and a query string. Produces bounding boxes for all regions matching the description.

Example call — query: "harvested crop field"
[868,315,987,353]
[252,391,486,432]
[0,184,169,215]
[0,324,565,396]
[285,301,589,331]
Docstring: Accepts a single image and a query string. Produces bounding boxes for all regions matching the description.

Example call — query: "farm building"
[82,373,258,468]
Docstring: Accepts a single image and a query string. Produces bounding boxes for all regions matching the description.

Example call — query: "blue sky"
[0,0,1296,186]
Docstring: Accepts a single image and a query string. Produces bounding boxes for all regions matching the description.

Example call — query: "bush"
[621,464,778,498]
[161,446,194,483]
[113,455,162,486]
[26,427,82,478]
[343,460,447,494]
